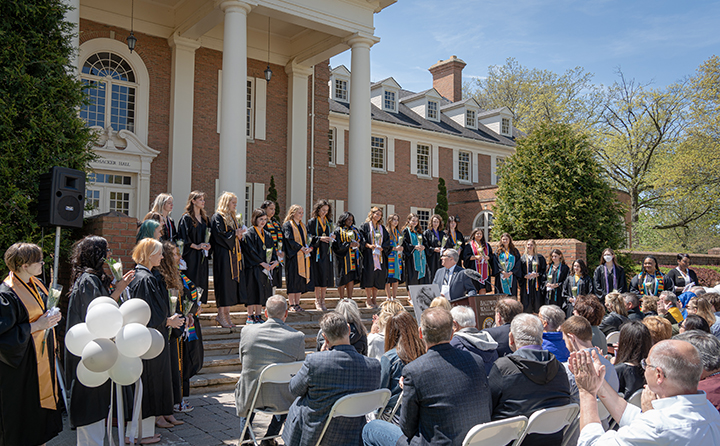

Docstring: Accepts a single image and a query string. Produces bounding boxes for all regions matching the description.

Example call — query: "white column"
[63,0,80,73]
[218,0,252,198]
[285,61,313,210]
[168,34,201,220]
[347,35,377,218]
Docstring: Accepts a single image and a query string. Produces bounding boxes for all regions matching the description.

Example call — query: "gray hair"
[538,305,565,332]
[622,292,639,309]
[660,291,679,307]
[420,307,454,345]
[336,298,367,336]
[265,295,287,319]
[510,313,544,348]
[443,248,459,263]
[650,340,703,392]
[674,330,720,371]
[320,311,350,343]
[450,306,476,328]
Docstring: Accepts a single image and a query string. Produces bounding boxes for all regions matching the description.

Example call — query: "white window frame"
[427,100,438,121]
[416,143,431,177]
[371,136,386,172]
[84,171,137,218]
[411,207,432,231]
[334,79,348,102]
[493,156,506,184]
[501,117,511,135]
[458,150,471,183]
[473,211,494,243]
[383,89,397,113]
[466,109,476,128]
[216,72,266,141]
[328,127,336,166]
[246,78,255,139]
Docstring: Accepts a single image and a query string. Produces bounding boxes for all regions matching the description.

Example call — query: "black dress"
[179,273,203,398]
[332,226,363,287]
[127,266,174,418]
[283,220,310,294]
[265,219,284,288]
[178,214,210,303]
[546,263,570,308]
[386,228,403,284]
[462,240,494,293]
[615,362,645,400]
[665,268,699,293]
[210,213,246,307]
[494,248,522,296]
[241,226,276,306]
[519,254,547,313]
[0,277,63,446]
[402,228,430,286]
[359,222,392,289]
[161,215,178,242]
[65,272,113,428]
[593,264,628,298]
[562,274,594,318]
[307,217,334,289]
[443,229,465,265]
[423,228,445,279]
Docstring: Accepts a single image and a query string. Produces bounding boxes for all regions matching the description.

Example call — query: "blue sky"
[330,0,720,93]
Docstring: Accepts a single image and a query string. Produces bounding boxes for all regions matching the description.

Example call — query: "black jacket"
[598,312,630,336]
[482,324,512,357]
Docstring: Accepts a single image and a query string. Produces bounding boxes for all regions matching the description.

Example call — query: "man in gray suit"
[282,311,381,446]
[234,295,305,446]
[363,307,492,446]
[431,249,477,302]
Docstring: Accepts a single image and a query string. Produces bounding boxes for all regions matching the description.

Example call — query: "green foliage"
[0,0,95,275]
[492,122,626,265]
[266,175,279,217]
[435,177,448,225]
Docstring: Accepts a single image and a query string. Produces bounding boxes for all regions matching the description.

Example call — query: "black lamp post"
[127,0,137,53]
[264,16,272,82]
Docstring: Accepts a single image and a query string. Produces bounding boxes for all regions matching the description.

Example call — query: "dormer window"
[335,79,348,101]
[466,109,476,128]
[427,101,438,121]
[501,117,510,135]
[384,90,397,112]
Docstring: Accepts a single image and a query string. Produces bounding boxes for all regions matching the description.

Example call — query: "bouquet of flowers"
[499,259,508,273]
[277,240,284,262]
[203,228,211,258]
[398,234,405,247]
[441,235,449,251]
[106,257,130,302]
[168,289,179,336]
[182,286,203,319]
[176,239,185,256]
[42,285,62,354]
[417,234,423,247]
[572,285,578,297]
[532,260,538,273]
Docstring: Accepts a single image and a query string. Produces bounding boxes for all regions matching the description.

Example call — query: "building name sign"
[91,157,139,170]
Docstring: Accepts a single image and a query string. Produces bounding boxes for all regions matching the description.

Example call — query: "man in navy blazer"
[282,311,381,446]
[483,298,524,357]
[363,307,492,446]
[431,249,477,302]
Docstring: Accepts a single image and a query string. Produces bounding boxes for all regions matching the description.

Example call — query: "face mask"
[604,255,613,263]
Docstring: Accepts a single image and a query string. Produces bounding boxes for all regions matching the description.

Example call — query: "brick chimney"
[429,56,466,103]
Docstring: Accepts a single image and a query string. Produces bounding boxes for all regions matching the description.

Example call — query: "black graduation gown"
[210,213,246,307]
[494,248,522,296]
[562,275,594,318]
[423,228,445,279]
[178,214,210,303]
[519,254,547,314]
[462,241,495,292]
[265,219,284,288]
[179,274,203,397]
[0,282,63,446]
[359,222,392,289]
[332,226,363,287]
[386,228,403,284]
[443,229,465,264]
[629,272,674,297]
[402,228,430,286]
[127,266,174,418]
[241,227,277,306]
[546,263,570,308]
[283,220,310,294]
[593,264,628,298]
[64,272,113,428]
[161,215,178,242]
[665,268,699,293]
[307,217,334,289]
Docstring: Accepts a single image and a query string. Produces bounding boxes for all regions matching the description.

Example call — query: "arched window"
[80,51,137,133]
[473,211,494,242]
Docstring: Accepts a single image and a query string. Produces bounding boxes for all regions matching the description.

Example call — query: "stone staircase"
[190,278,412,394]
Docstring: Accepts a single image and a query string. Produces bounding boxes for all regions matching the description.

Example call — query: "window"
[473,211,494,243]
[335,79,348,101]
[86,189,100,211]
[459,151,471,182]
[417,144,430,176]
[416,209,431,231]
[328,128,336,165]
[371,136,386,170]
[495,156,506,184]
[501,117,510,135]
[247,79,254,138]
[427,101,438,120]
[244,184,252,227]
[109,191,131,215]
[80,52,136,132]
[84,171,135,217]
[466,109,476,128]
[384,90,396,112]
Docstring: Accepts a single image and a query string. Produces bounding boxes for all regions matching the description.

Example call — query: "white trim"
[371,135,387,172]
[217,70,222,134]
[387,136,395,172]
[255,78,267,140]
[337,127,345,165]
[431,144,439,178]
[252,182,265,210]
[457,149,472,184]
[410,141,417,175]
[472,152,479,184]
[452,148,459,181]
[335,199,344,218]
[216,70,260,141]
[328,127,336,166]
[387,204,395,217]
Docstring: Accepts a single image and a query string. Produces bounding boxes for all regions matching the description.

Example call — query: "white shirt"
[441,265,456,298]
[578,392,720,446]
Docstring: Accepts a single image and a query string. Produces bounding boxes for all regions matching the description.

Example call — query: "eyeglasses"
[641,359,657,371]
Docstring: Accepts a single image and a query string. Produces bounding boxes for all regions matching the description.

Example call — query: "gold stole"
[4,273,57,410]
[224,215,242,281]
[292,220,310,282]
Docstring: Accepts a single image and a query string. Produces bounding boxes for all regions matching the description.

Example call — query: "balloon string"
[116,382,125,446]
[107,381,115,446]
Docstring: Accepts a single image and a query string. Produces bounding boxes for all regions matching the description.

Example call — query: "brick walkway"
[48,392,285,446]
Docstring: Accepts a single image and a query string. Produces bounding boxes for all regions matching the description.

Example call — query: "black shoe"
[259,439,278,446]
[254,315,264,323]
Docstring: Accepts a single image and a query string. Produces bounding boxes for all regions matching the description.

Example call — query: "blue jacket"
[541,331,570,362]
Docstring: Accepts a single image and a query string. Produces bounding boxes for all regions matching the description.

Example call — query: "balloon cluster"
[65,297,165,387]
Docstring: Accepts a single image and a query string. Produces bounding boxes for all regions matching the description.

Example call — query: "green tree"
[266,175,279,217]
[0,0,95,274]
[435,177,448,225]
[492,123,626,264]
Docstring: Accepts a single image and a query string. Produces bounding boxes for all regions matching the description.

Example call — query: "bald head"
[649,339,703,394]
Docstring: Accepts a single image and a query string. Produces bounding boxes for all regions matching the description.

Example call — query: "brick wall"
[492,238,587,265]
[448,185,497,235]
[83,211,139,268]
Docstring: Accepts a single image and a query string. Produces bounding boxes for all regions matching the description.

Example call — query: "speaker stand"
[52,226,61,289]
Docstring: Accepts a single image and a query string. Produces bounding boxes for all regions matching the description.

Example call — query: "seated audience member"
[488,314,572,446]
[643,316,673,345]
[431,248,477,302]
[641,294,659,317]
[234,295,305,444]
[367,300,406,360]
[483,298,524,357]
[573,295,608,355]
[613,321,652,399]
[690,286,707,296]
[559,316,619,403]
[703,292,720,338]
[622,292,644,321]
[429,296,452,311]
[363,307,491,446]
[378,311,426,423]
[599,291,630,336]
[283,312,380,446]
[675,330,720,412]
[316,298,368,355]
[539,305,570,362]
[681,315,711,334]
[687,297,716,328]
[450,305,499,374]
[569,340,720,445]
[658,290,684,326]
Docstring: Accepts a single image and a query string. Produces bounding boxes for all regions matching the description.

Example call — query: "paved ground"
[48,392,285,446]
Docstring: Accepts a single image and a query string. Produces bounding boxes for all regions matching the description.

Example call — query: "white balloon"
[87,296,119,312]
[119,299,151,326]
[81,338,119,373]
[108,353,143,385]
[140,328,165,360]
[86,303,124,339]
[76,362,110,388]
[66,323,96,356]
[116,323,152,358]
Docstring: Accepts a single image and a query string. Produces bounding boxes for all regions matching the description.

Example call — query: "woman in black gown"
[0,243,63,446]
[242,209,279,323]
[66,236,134,444]
[443,216,464,264]
[151,193,178,242]
[545,249,570,308]
[462,227,494,294]
[519,239,546,313]
[665,253,699,295]
[495,233,522,297]
[307,200,334,311]
[384,213,404,301]
[360,206,392,309]
[261,200,284,289]
[402,213,429,288]
[283,205,313,312]
[332,212,362,300]
[423,214,445,279]
[177,191,211,303]
[562,259,594,318]
[593,248,628,298]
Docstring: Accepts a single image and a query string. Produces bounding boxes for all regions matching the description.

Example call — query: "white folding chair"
[516,403,580,446]
[315,388,391,446]
[379,392,403,422]
[239,361,304,445]
[627,388,643,408]
[462,416,528,446]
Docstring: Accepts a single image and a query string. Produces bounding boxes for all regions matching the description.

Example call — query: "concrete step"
[200,295,411,315]
[189,372,239,395]
[197,305,397,327]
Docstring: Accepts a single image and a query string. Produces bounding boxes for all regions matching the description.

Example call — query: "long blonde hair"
[216,192,238,227]
[365,206,384,225]
[284,204,303,224]
[151,193,173,216]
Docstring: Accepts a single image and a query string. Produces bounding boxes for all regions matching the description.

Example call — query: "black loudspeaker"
[37,167,86,228]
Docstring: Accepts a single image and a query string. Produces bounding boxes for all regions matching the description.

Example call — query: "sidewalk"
[49,392,285,446]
